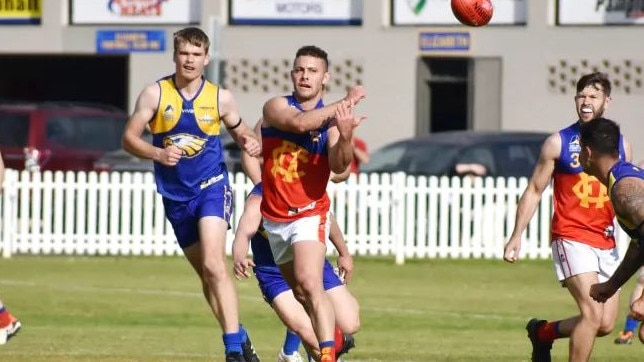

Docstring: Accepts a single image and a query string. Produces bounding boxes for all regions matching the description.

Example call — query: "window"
[0,112,30,148]
[46,114,126,151]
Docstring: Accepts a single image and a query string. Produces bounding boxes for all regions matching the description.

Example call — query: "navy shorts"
[254,259,343,304]
[163,183,233,249]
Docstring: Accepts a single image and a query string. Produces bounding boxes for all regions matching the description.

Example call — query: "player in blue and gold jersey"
[122,27,261,362]
[580,118,644,327]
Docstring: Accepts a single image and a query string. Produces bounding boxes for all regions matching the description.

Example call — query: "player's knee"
[596,322,614,336]
[201,258,228,283]
[339,317,361,334]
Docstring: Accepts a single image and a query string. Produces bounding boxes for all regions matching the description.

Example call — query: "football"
[451,0,494,27]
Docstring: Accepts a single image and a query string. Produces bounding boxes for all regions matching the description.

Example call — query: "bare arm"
[122,83,169,162]
[232,193,262,279]
[328,214,353,283]
[262,86,366,134]
[503,133,560,262]
[219,88,261,157]
[241,118,263,184]
[591,240,644,303]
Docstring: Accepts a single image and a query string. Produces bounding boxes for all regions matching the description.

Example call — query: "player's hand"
[630,296,644,320]
[344,85,366,106]
[158,144,182,166]
[503,237,521,263]
[590,282,618,303]
[233,257,255,280]
[336,254,354,284]
[334,100,366,141]
[241,134,261,157]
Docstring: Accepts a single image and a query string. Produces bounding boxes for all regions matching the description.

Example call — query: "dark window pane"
[0,111,29,147]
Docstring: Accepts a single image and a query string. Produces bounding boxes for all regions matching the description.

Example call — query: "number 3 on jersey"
[570,152,580,168]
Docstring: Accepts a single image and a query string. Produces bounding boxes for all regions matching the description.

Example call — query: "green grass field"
[0,255,641,361]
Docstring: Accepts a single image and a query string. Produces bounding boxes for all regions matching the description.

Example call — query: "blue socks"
[283,329,301,355]
[222,331,242,355]
[625,316,639,332]
[223,325,248,355]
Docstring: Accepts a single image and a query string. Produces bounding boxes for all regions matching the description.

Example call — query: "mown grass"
[0,255,641,361]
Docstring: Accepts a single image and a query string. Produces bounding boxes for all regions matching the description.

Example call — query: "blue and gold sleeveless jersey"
[149,75,228,201]
[608,160,644,240]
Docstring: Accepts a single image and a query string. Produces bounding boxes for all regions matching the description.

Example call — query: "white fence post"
[392,172,406,265]
[1,170,18,258]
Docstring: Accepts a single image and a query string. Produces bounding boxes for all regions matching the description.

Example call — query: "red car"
[0,101,128,172]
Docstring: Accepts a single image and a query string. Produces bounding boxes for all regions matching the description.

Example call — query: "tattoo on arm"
[612,178,644,233]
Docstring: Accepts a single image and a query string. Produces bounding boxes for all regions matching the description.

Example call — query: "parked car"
[93,130,243,174]
[361,131,550,179]
[0,101,128,172]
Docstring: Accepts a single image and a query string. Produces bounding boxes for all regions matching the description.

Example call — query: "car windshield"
[361,141,460,175]
[46,113,127,151]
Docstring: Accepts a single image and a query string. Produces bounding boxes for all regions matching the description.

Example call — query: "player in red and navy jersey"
[503,72,632,362]
[260,45,366,362]
[122,27,260,362]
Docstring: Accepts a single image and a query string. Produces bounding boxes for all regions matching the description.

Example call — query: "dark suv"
[0,101,128,172]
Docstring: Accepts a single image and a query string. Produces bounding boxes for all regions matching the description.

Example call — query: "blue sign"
[96,30,166,53]
[419,32,470,51]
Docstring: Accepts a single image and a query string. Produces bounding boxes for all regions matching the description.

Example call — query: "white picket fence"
[0,170,630,264]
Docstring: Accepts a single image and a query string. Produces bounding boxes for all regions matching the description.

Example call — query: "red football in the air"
[451,0,493,27]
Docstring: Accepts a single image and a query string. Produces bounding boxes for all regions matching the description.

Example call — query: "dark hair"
[579,117,620,156]
[576,72,611,97]
[173,27,210,55]
[294,45,329,70]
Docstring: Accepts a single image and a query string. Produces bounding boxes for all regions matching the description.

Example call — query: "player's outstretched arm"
[504,133,559,263]
[232,193,261,280]
[262,85,365,134]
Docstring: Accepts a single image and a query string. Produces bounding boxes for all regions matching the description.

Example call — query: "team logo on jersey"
[163,133,207,158]
[162,105,174,121]
[270,140,309,183]
[572,173,609,208]
[198,113,214,124]
[604,225,615,238]
[568,135,581,153]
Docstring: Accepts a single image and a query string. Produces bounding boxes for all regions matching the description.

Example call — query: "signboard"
[96,30,166,53]
[392,0,526,26]
[0,0,41,24]
[229,0,363,25]
[419,31,470,51]
[71,0,201,25]
[558,0,644,25]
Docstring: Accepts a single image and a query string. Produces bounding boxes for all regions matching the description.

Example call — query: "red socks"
[0,307,11,328]
[537,321,561,342]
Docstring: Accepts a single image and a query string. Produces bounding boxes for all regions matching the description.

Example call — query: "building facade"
[1,0,642,158]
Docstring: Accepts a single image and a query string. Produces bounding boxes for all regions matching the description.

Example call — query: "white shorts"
[551,238,620,283]
[263,212,331,265]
